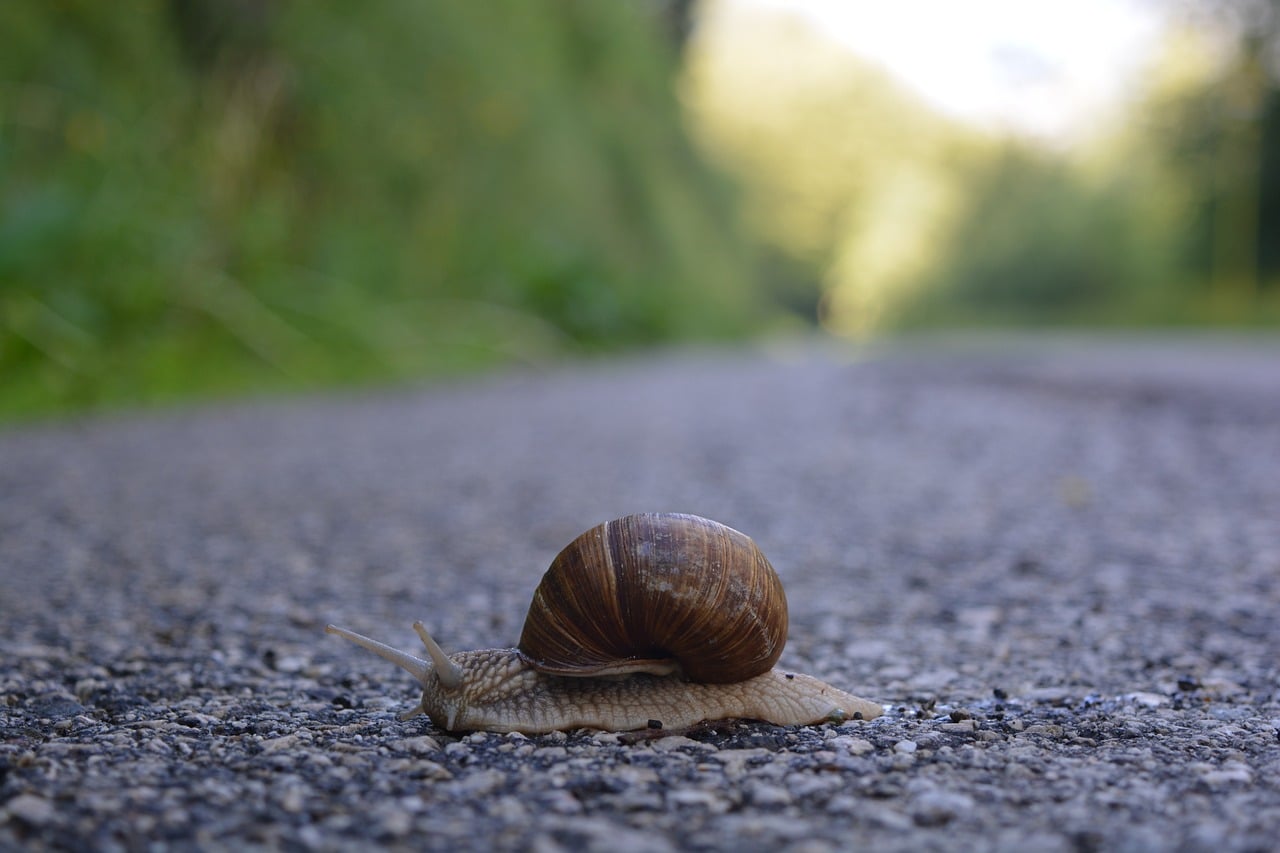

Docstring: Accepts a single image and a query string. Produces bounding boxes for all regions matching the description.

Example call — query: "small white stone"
[487,796,528,822]
[279,787,306,814]
[1201,763,1253,786]
[260,734,304,753]
[894,740,918,754]
[1024,687,1074,704]
[371,803,413,838]
[746,782,792,808]
[415,761,453,781]
[908,668,960,691]
[667,788,728,812]
[712,747,773,779]
[451,769,506,797]
[543,789,582,815]
[274,655,306,674]
[832,736,874,755]
[391,735,440,755]
[1124,692,1168,708]
[5,794,57,826]
[911,790,976,825]
[786,773,841,800]
[863,804,914,830]
[939,721,977,733]
[650,736,710,752]
[825,794,860,815]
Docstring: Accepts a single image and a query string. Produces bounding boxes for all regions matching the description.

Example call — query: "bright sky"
[729,0,1169,140]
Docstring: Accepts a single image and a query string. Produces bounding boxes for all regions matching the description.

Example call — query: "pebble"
[1124,692,1169,708]
[536,746,569,760]
[1200,763,1254,787]
[487,796,529,822]
[908,668,961,691]
[448,769,507,797]
[712,748,774,779]
[1024,687,1076,705]
[666,789,728,812]
[910,790,976,826]
[261,733,307,753]
[541,790,583,816]
[614,788,664,812]
[830,736,875,755]
[824,794,861,816]
[391,735,441,755]
[370,803,413,839]
[410,760,452,781]
[784,773,841,801]
[4,795,57,827]
[279,787,306,814]
[649,736,712,753]
[939,721,978,733]
[745,782,792,808]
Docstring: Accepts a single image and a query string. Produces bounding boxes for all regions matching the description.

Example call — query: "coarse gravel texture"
[2,335,1279,852]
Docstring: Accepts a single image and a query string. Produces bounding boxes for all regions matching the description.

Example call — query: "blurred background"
[2,0,1277,421]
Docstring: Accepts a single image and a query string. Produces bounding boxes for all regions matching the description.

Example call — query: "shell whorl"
[517,513,788,683]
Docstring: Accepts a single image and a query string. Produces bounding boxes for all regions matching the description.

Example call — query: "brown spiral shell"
[517,513,789,684]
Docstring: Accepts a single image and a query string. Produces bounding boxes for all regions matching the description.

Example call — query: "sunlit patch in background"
[741,0,1165,141]
[680,0,1276,335]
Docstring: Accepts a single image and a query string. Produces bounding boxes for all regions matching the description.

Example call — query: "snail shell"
[517,513,788,683]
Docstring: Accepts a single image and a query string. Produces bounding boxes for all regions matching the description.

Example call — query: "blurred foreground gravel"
[2,336,1279,852]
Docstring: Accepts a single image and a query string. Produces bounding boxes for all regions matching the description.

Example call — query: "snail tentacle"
[412,621,463,689]
[325,624,433,686]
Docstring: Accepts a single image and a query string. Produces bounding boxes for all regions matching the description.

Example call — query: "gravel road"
[2,336,1278,852]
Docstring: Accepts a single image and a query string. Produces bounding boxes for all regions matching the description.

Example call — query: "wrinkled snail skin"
[322,631,884,734]
[325,513,883,734]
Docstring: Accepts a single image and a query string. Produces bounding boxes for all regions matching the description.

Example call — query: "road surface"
[2,335,1278,851]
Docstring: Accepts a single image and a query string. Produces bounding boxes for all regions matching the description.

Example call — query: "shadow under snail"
[326,513,882,733]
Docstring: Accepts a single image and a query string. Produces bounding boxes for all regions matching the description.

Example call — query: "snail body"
[326,513,881,733]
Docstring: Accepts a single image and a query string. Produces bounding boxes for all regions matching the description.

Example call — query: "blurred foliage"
[684,0,1280,335]
[1136,7,1280,307]
[900,12,1280,330]
[898,144,1183,327]
[0,0,769,420]
[681,11,968,334]
[6,1,1278,422]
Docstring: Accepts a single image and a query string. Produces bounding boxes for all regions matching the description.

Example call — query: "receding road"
[2,335,1278,851]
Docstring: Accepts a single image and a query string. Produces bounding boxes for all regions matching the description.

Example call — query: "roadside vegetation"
[2,1,1276,420]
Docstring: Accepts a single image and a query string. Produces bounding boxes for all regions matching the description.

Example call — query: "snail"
[326,513,882,733]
